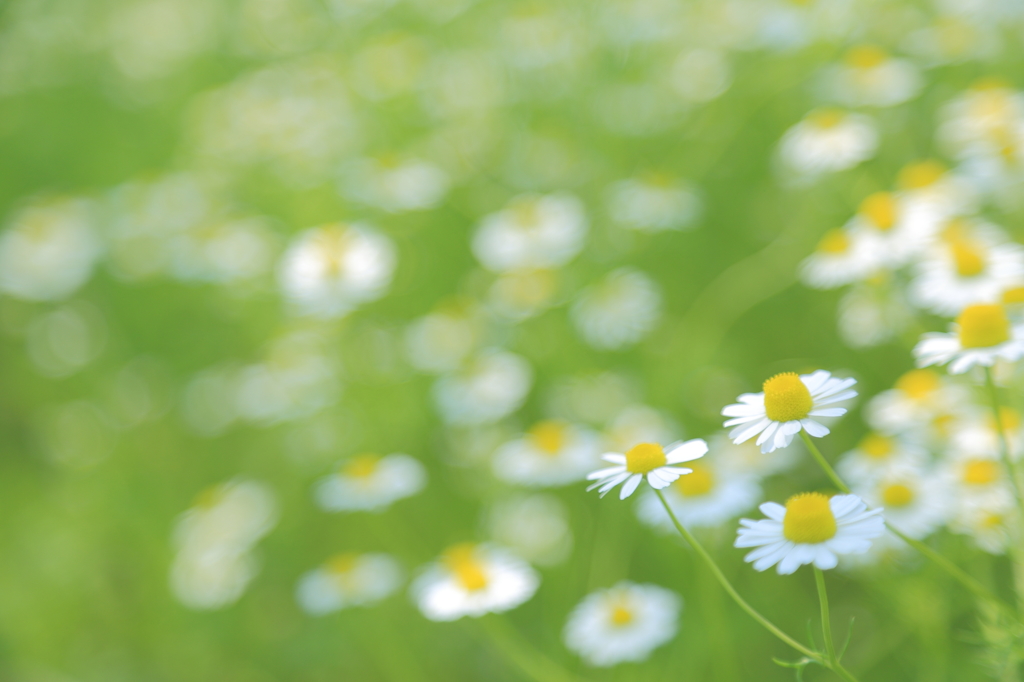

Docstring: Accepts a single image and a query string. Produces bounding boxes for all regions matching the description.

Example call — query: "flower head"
[296,553,403,615]
[586,439,708,500]
[314,453,426,512]
[722,370,857,453]
[913,303,1024,374]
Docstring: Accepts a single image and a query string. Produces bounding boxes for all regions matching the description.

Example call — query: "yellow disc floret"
[625,442,667,474]
[763,372,813,422]
[528,420,567,454]
[963,459,999,485]
[844,44,887,69]
[948,237,987,277]
[675,464,714,497]
[783,492,838,544]
[344,454,380,479]
[957,304,1011,349]
[859,433,894,459]
[881,483,914,507]
[816,228,851,255]
[859,192,897,231]
[1002,286,1024,305]
[808,108,845,129]
[609,602,634,627]
[898,160,946,190]
[443,543,489,592]
[895,368,940,400]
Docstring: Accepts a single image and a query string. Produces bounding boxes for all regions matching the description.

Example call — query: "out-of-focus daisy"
[432,349,533,425]
[492,420,600,487]
[735,493,885,574]
[865,368,971,438]
[411,543,539,621]
[825,45,921,108]
[405,299,483,374]
[914,303,1024,374]
[837,432,928,486]
[670,48,731,103]
[606,173,701,233]
[487,268,560,321]
[777,108,878,180]
[170,216,279,285]
[314,453,427,512]
[896,159,977,219]
[836,280,914,349]
[847,191,937,269]
[939,79,1024,160]
[0,198,102,301]
[563,582,681,667]
[602,404,679,454]
[296,553,403,615]
[488,494,573,566]
[277,223,396,318]
[856,465,948,540]
[951,406,1024,460]
[910,219,1024,315]
[722,370,857,454]
[950,488,1017,555]
[636,458,760,530]
[571,268,661,350]
[586,439,707,500]
[799,227,877,289]
[472,193,587,273]
[339,155,449,212]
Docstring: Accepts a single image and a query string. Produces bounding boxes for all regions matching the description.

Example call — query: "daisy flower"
[855,466,949,540]
[636,458,761,530]
[563,582,681,667]
[913,303,1024,374]
[777,108,878,180]
[950,488,1017,555]
[735,493,885,574]
[488,494,573,567]
[586,439,708,500]
[799,227,878,289]
[826,45,922,108]
[487,268,560,321]
[865,368,971,437]
[606,173,701,233]
[492,420,601,487]
[571,268,662,350]
[837,432,928,487]
[410,543,539,621]
[296,553,403,615]
[432,349,533,425]
[846,191,937,269]
[314,453,427,512]
[722,370,857,454]
[471,193,587,273]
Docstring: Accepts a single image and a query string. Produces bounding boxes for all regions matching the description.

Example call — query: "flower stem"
[654,489,821,662]
[477,615,581,682]
[983,366,1024,518]
[814,567,861,682]
[798,431,850,494]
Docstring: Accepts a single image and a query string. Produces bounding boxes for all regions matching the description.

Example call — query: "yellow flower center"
[763,373,813,423]
[625,443,667,474]
[881,483,914,507]
[674,464,714,497]
[844,44,887,69]
[963,459,999,486]
[443,543,489,592]
[609,603,634,627]
[1002,286,1024,305]
[933,413,955,437]
[808,108,845,129]
[195,485,224,509]
[859,192,897,231]
[948,237,987,277]
[859,433,893,459]
[327,553,359,575]
[312,225,355,277]
[898,160,946,190]
[497,269,557,307]
[895,368,939,400]
[957,304,1011,349]
[982,513,1004,530]
[344,454,380,479]
[816,228,850,255]
[783,493,837,544]
[511,198,542,229]
[528,420,568,454]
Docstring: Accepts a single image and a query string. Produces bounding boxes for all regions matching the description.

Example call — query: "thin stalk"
[654,490,821,662]
[983,367,1024,518]
[799,429,1014,615]
[814,568,861,682]
[477,615,581,682]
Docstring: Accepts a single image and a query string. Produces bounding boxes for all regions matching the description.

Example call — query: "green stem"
[654,490,821,662]
[798,431,850,494]
[477,615,580,682]
[814,568,861,682]
[983,367,1024,518]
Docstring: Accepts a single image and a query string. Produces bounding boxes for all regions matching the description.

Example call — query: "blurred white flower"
[411,543,539,621]
[492,420,601,487]
[602,404,679,454]
[339,156,449,212]
[488,494,573,566]
[487,268,560,321]
[571,268,661,350]
[278,223,397,319]
[636,458,760,530]
[170,216,279,284]
[26,301,106,378]
[777,109,878,180]
[799,227,879,290]
[107,0,220,82]
[315,453,427,512]
[0,198,101,301]
[296,553,403,615]
[606,174,701,233]
[855,466,949,540]
[405,300,483,373]
[563,582,681,667]
[837,432,928,487]
[823,45,921,108]
[670,48,731,103]
[837,281,913,349]
[432,350,533,425]
[472,193,587,273]
[865,368,971,438]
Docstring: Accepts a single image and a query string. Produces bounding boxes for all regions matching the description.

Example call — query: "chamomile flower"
[735,493,885,574]
[586,439,708,500]
[563,582,681,667]
[432,349,533,425]
[472,193,587,273]
[722,370,857,454]
[296,553,403,615]
[338,155,449,213]
[865,368,971,437]
[571,268,662,350]
[314,453,427,512]
[606,174,701,233]
[799,227,877,289]
[825,45,921,108]
[488,494,573,566]
[913,303,1024,374]
[777,108,878,181]
[950,406,1024,460]
[855,467,949,540]
[636,459,761,530]
[896,160,977,219]
[411,543,539,621]
[837,433,928,487]
[492,420,601,487]
[846,191,937,269]
[950,488,1017,555]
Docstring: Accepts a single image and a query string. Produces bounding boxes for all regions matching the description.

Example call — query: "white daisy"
[411,543,539,621]
[777,108,878,180]
[855,466,949,540]
[799,227,878,289]
[471,193,587,273]
[571,268,662,350]
[586,439,708,500]
[896,160,977,220]
[492,420,601,487]
[914,303,1024,374]
[563,582,681,667]
[404,300,483,374]
[735,493,885,574]
[845,191,938,270]
[338,155,449,213]
[950,487,1017,555]
[487,268,560,321]
[722,370,857,454]
[277,222,397,319]
[865,368,971,437]
[836,281,913,349]
[950,406,1024,460]
[836,432,928,487]
[635,459,761,530]
[606,174,701,233]
[488,494,573,567]
[314,453,427,512]
[296,553,403,615]
[825,45,921,108]
[432,349,533,425]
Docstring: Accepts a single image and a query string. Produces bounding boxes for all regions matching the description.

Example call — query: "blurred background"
[1,0,1023,679]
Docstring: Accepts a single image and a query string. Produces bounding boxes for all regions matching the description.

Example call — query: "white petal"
[619,474,643,500]
[601,453,627,464]
[730,418,771,443]
[800,419,830,438]
[666,439,709,464]
[759,502,786,521]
